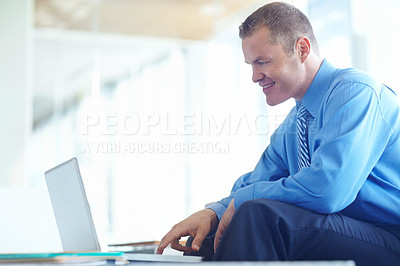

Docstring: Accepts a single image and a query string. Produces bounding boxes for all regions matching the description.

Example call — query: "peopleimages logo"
[80,112,285,154]
[81,112,270,136]
[82,140,230,154]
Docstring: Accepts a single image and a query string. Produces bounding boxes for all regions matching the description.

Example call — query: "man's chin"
[266,96,287,106]
[266,97,279,106]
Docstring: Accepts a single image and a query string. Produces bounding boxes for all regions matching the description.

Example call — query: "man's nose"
[252,70,264,83]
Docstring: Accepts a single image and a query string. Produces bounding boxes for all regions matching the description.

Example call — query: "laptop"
[45,157,202,263]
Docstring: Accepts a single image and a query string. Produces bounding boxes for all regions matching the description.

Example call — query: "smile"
[262,82,276,92]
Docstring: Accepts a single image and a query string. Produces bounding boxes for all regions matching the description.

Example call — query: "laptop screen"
[45,158,101,252]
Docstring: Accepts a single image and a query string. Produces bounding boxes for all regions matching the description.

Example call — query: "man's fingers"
[191,226,209,252]
[156,239,170,254]
[156,243,167,254]
[157,231,181,254]
[214,199,236,252]
[157,209,217,255]
[170,239,192,253]
[214,223,226,252]
[214,210,230,252]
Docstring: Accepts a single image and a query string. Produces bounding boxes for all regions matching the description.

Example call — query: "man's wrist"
[204,208,218,230]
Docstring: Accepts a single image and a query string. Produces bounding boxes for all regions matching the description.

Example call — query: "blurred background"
[1,0,399,252]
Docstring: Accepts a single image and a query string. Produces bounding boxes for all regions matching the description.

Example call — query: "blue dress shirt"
[209,60,400,226]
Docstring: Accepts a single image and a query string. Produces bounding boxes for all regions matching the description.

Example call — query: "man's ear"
[296,36,311,63]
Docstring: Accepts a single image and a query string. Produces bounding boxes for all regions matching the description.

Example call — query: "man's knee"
[235,198,309,234]
[217,199,295,261]
[236,198,291,218]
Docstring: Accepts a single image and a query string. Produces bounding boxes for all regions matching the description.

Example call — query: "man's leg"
[214,199,400,265]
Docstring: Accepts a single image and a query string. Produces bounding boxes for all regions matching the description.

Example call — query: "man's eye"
[258,61,270,66]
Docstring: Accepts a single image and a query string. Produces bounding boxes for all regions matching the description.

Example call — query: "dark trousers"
[186,199,400,265]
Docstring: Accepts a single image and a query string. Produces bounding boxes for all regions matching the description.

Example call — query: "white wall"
[0,0,33,186]
[0,187,61,252]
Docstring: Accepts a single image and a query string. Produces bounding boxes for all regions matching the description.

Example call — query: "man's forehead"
[242,32,281,62]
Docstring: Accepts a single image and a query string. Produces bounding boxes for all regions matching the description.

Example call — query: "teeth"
[263,82,275,89]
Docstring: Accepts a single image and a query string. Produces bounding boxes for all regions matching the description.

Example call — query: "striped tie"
[297,104,310,171]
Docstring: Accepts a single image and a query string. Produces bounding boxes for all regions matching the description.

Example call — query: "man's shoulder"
[327,67,399,118]
[332,67,379,88]
[325,66,386,102]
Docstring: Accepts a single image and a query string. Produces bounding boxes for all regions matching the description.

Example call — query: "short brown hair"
[239,2,319,55]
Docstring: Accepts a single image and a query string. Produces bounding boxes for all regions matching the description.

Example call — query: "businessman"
[157,2,400,265]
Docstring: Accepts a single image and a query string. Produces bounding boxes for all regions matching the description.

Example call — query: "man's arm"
[157,132,290,254]
[207,112,294,221]
[231,81,397,214]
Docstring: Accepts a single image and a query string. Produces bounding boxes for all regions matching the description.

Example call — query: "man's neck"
[304,54,324,93]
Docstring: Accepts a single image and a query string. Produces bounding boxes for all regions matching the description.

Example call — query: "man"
[157,2,400,264]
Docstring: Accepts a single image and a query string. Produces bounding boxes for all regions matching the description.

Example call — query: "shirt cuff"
[206,202,226,222]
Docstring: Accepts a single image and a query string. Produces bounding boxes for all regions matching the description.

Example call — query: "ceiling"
[34,0,268,40]
[32,0,269,127]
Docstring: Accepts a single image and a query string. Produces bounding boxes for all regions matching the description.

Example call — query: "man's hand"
[156,209,218,254]
[214,199,235,252]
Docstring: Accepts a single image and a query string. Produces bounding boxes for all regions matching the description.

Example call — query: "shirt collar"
[296,59,337,118]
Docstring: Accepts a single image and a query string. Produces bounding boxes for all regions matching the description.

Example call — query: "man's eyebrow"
[245,56,270,64]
